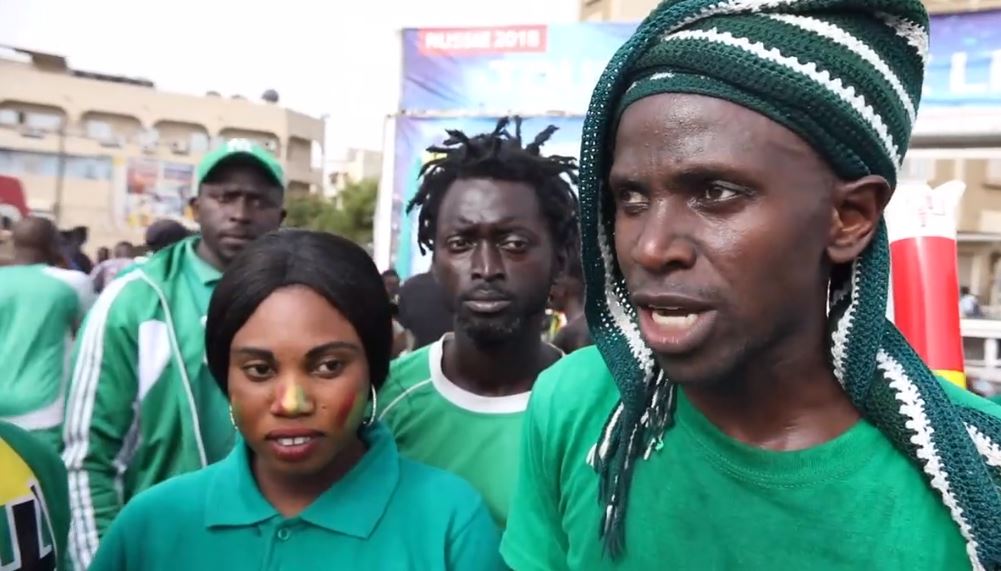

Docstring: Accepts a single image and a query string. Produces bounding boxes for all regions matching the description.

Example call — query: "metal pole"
[53,123,67,225]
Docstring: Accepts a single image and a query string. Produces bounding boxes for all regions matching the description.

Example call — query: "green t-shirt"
[0,264,94,449]
[0,421,70,570]
[89,422,504,571]
[502,346,1001,571]
[380,335,532,526]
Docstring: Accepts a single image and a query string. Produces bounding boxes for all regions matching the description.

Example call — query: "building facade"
[326,148,383,196]
[0,46,324,252]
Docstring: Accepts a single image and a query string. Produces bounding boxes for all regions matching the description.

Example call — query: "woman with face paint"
[89,229,504,571]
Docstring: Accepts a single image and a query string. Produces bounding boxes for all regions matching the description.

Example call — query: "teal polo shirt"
[89,422,504,571]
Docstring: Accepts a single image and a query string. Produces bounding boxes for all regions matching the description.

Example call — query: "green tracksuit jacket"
[60,237,234,571]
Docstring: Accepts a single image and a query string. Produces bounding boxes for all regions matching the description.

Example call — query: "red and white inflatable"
[884,180,967,388]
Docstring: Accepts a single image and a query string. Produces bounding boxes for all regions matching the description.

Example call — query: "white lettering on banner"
[470,58,608,111]
[493,29,542,50]
[424,30,492,51]
[932,50,1001,97]
[950,53,988,95]
[991,49,1001,91]
[419,26,547,55]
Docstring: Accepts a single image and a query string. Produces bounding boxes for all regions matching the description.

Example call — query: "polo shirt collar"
[204,438,277,528]
[299,422,400,538]
[184,237,222,286]
[204,422,401,538]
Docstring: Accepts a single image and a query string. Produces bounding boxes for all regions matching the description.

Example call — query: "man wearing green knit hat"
[62,138,285,570]
[502,1,1001,570]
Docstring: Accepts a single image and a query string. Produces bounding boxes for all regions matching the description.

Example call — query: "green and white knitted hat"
[579,0,1001,567]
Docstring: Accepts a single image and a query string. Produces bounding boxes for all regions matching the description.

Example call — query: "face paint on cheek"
[335,391,359,430]
[279,382,308,413]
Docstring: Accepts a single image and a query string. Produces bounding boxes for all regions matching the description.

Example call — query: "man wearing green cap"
[502,1,1001,570]
[62,139,286,570]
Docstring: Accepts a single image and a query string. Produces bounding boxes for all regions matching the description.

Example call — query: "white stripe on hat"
[876,12,929,66]
[661,27,902,167]
[596,204,655,372]
[627,72,676,94]
[766,14,917,122]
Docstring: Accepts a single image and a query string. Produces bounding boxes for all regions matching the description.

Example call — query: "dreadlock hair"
[407,117,580,267]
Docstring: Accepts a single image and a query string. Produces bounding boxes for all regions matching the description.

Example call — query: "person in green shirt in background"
[0,217,94,452]
[379,118,578,526]
[0,421,70,571]
[90,229,503,571]
[61,139,286,571]
[501,1,1001,570]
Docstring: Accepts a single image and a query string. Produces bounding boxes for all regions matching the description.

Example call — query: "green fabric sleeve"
[446,496,506,571]
[85,488,142,571]
[62,287,140,571]
[500,374,571,571]
[0,421,70,570]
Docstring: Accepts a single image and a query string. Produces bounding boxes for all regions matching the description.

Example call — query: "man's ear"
[827,175,893,265]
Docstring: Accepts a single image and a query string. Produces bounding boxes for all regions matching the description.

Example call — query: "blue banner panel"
[401,13,1001,113]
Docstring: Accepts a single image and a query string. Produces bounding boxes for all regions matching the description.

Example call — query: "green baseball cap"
[197,138,286,189]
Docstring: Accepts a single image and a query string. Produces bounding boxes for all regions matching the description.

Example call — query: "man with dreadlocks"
[501,1,1001,570]
[378,117,578,526]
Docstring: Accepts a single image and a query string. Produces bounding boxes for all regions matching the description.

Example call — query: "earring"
[229,405,236,427]
[362,385,378,427]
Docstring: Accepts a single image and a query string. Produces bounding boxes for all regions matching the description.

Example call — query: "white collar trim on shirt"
[428,333,535,414]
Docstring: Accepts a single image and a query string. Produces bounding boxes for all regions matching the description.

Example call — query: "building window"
[190,132,209,153]
[311,141,324,170]
[899,155,937,182]
[0,109,20,127]
[24,112,63,132]
[987,159,1001,189]
[85,119,114,140]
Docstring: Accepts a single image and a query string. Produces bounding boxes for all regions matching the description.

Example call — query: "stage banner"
[401,23,635,114]
[390,115,583,278]
[400,13,1001,113]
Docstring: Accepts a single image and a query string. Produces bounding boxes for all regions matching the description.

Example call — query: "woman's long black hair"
[205,229,393,396]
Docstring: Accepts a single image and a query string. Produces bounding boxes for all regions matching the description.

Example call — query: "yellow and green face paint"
[278,382,310,414]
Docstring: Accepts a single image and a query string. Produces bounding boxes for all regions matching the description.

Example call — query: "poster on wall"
[122,159,195,229]
[389,115,583,278]
[401,23,636,114]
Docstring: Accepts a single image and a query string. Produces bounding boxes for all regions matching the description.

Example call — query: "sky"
[0,0,579,156]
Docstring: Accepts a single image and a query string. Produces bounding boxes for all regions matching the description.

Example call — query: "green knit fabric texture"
[578,0,1001,568]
